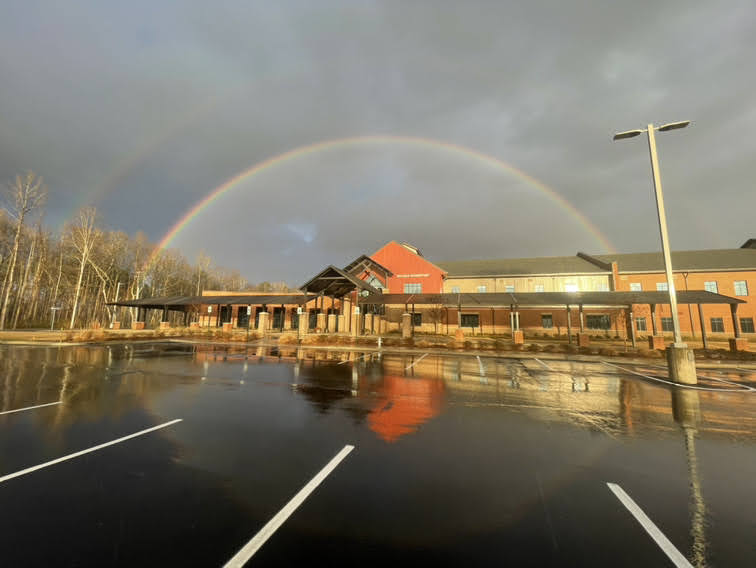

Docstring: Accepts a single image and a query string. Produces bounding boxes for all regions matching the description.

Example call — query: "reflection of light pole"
[614,121,697,383]
[671,389,707,567]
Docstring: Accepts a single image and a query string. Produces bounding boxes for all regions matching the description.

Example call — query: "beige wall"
[443,274,612,293]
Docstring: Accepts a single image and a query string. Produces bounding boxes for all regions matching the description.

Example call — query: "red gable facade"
[369,241,446,294]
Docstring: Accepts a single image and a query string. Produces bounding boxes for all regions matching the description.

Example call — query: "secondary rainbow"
[143,135,615,271]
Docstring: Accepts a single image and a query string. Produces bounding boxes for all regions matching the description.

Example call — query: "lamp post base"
[666,344,697,385]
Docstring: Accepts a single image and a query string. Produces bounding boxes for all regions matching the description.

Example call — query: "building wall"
[615,270,755,336]
[443,273,612,294]
[370,241,446,294]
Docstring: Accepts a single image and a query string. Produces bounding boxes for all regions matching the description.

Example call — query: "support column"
[649,303,665,350]
[697,305,708,350]
[729,303,748,351]
[298,310,309,336]
[132,307,145,330]
[316,312,327,332]
[628,308,636,349]
[343,296,351,333]
[401,312,413,339]
[327,313,337,333]
[351,306,361,337]
[566,305,572,344]
[512,306,523,344]
[257,311,270,335]
[577,304,590,347]
[651,304,658,335]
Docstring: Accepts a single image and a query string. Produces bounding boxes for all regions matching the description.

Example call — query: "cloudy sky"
[2,1,755,284]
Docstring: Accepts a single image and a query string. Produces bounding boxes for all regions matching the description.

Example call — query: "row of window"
[449,280,750,295]
[635,317,755,333]
[453,284,591,293]
[629,280,749,296]
[416,311,756,332]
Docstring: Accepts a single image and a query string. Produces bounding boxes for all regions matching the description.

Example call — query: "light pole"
[614,120,697,383]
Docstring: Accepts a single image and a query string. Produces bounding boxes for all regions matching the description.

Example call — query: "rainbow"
[143,135,615,271]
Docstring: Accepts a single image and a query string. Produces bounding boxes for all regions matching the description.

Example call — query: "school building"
[113,239,756,349]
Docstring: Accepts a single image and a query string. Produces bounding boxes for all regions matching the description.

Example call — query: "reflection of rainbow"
[143,135,615,271]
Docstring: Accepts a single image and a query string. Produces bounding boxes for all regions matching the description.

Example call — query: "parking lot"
[1,343,754,566]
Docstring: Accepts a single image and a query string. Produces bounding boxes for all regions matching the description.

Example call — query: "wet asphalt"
[0,343,754,567]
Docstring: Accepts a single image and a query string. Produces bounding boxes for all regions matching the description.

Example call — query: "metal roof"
[299,265,379,297]
[109,294,315,309]
[362,291,744,307]
[589,248,756,272]
[342,255,393,278]
[436,255,607,277]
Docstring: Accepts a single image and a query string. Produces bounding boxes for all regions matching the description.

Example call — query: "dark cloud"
[1,0,755,283]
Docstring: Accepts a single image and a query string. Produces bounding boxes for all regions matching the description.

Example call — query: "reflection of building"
[368,375,445,443]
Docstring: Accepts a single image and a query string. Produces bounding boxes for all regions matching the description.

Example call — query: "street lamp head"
[613,129,644,141]
[657,120,690,132]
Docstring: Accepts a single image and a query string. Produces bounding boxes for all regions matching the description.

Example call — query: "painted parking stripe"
[534,358,554,371]
[607,483,692,568]
[601,361,754,393]
[224,444,355,567]
[405,353,428,370]
[0,401,61,416]
[0,419,182,484]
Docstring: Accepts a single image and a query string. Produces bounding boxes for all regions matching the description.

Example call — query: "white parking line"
[0,419,183,484]
[405,353,428,370]
[0,401,61,416]
[224,444,355,567]
[601,361,754,393]
[338,354,365,365]
[534,358,554,371]
[607,483,692,568]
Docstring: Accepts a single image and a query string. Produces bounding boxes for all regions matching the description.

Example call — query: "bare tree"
[196,250,211,295]
[0,172,47,329]
[426,304,445,334]
[67,207,100,329]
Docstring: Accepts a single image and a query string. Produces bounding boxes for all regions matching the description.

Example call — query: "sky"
[1,1,755,285]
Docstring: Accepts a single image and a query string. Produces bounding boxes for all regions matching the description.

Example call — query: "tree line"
[0,171,292,330]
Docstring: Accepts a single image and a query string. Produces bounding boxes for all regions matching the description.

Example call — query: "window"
[710,317,724,333]
[541,314,553,329]
[656,282,668,291]
[565,283,578,292]
[635,317,647,331]
[412,312,422,326]
[661,317,673,332]
[404,282,422,294]
[477,285,487,293]
[740,318,755,333]
[586,315,611,330]
[366,275,386,290]
[505,285,515,293]
[629,283,642,292]
[734,280,749,296]
[704,281,718,293]
[460,313,479,328]
[596,282,609,291]
[534,284,544,293]
[451,286,460,294]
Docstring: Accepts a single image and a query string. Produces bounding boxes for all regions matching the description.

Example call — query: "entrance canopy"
[110,294,314,311]
[300,265,379,297]
[362,290,745,307]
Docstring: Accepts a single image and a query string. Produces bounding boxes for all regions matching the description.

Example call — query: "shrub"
[278,333,298,345]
